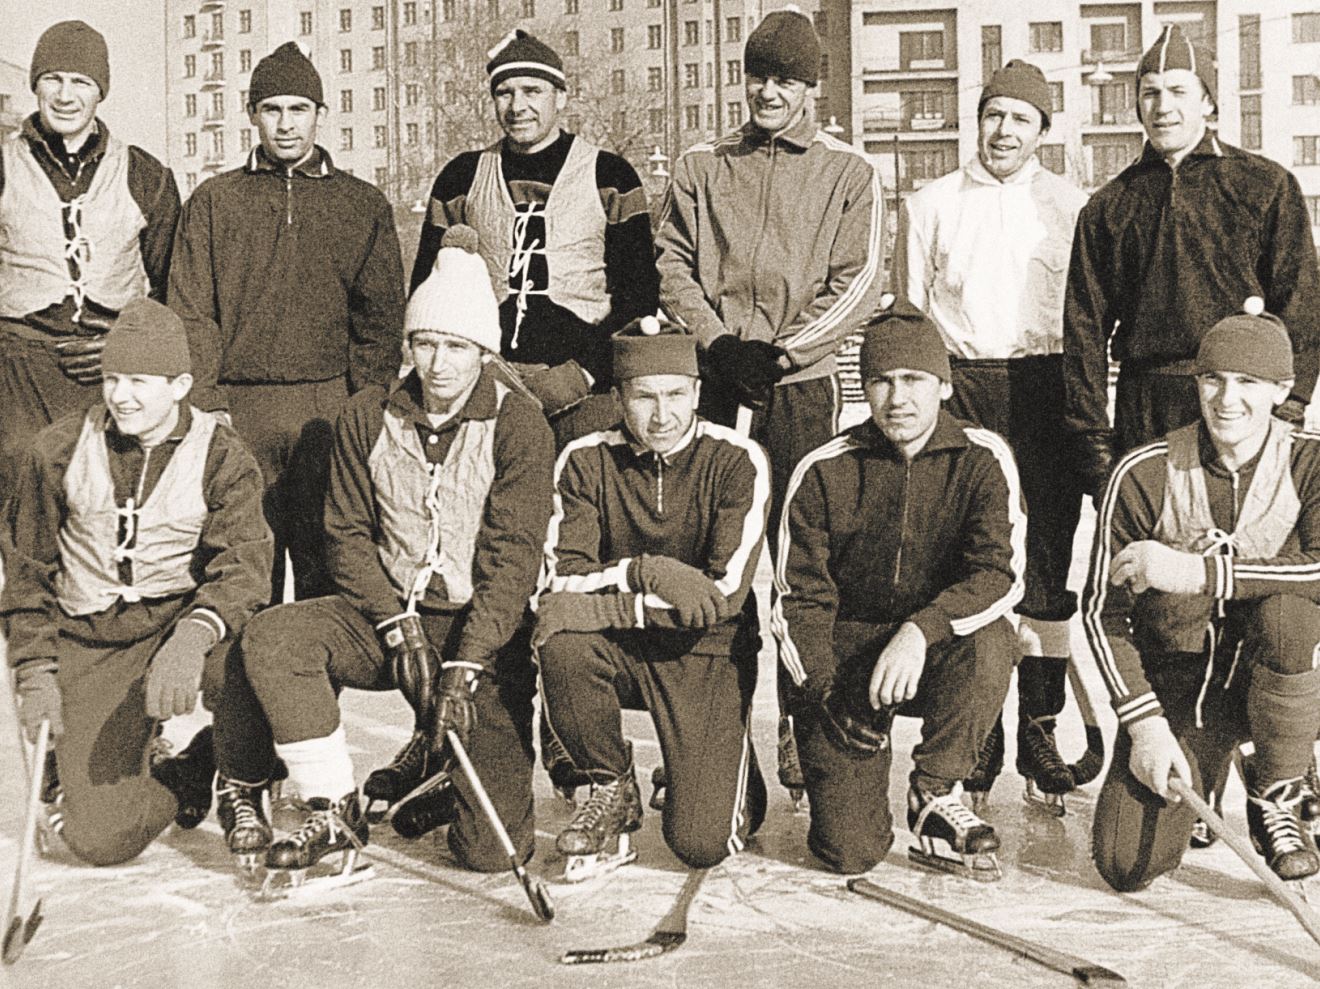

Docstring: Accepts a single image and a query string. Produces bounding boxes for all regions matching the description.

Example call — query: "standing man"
[170,41,405,602]
[411,30,659,447]
[895,60,1090,811]
[0,20,180,503]
[655,7,884,803]
[1064,23,1320,495]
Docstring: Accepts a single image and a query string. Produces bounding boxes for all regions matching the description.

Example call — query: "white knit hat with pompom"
[404,225,501,352]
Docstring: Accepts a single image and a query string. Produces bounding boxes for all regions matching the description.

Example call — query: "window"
[609,0,623,9]
[211,12,224,38]
[899,31,943,67]
[1306,195,1320,226]
[1038,144,1064,174]
[375,166,388,187]
[373,86,387,111]
[981,25,1001,82]
[565,31,579,56]
[1241,94,1261,150]
[187,173,198,193]
[300,11,313,34]
[403,2,416,25]
[240,50,252,73]
[488,0,499,18]
[239,90,248,109]
[611,28,625,53]
[404,42,417,66]
[210,52,224,78]
[1090,22,1125,54]
[370,6,384,28]
[406,83,419,106]
[903,90,945,122]
[565,0,577,12]
[613,110,627,133]
[706,103,715,130]
[1092,142,1132,185]
[820,53,828,81]
[239,9,251,32]
[901,146,957,185]
[340,49,353,73]
[1029,22,1062,53]
[684,63,699,88]
[341,127,354,150]
[185,133,197,156]
[648,25,662,49]
[185,54,196,78]
[1048,81,1063,114]
[406,122,419,145]
[340,8,352,31]
[517,0,533,14]
[1295,13,1320,43]
[443,0,455,18]
[684,104,700,129]
[185,93,197,117]
[648,67,662,91]
[705,19,713,44]
[814,9,827,37]
[727,101,742,128]
[726,17,740,43]
[649,108,664,133]
[337,89,352,114]
[374,124,388,148]
[240,128,252,151]
[611,69,626,94]
[373,46,386,70]
[1297,136,1320,165]
[685,20,699,45]
[1095,81,1132,124]
[211,91,225,116]
[211,130,224,158]
[1295,76,1320,105]
[183,15,195,38]
[1240,15,1261,90]
[726,60,741,85]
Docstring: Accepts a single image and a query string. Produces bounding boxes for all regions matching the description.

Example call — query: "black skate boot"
[963,717,1004,813]
[150,725,215,829]
[778,714,806,813]
[557,770,643,882]
[1301,757,1320,841]
[1189,782,1226,850]
[907,782,1002,882]
[1246,775,1320,881]
[216,777,273,876]
[390,779,457,839]
[1016,717,1075,817]
[262,791,372,896]
[649,765,668,811]
[363,731,432,822]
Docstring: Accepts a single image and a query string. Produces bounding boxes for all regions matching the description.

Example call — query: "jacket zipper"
[285,169,294,225]
[655,455,665,516]
[893,460,911,586]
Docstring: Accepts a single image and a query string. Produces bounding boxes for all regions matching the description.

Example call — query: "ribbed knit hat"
[613,316,698,380]
[249,42,324,108]
[860,300,951,384]
[745,6,820,86]
[405,226,501,352]
[1194,297,1294,381]
[30,20,110,99]
[1138,24,1216,109]
[486,30,566,93]
[979,59,1052,129]
[102,299,191,377]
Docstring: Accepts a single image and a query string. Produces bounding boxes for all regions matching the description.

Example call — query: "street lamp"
[410,198,427,215]
[824,115,845,136]
[648,144,669,179]
[1088,61,1114,86]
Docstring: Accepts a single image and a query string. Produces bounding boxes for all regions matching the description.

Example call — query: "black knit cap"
[30,20,110,98]
[860,300,951,384]
[745,7,820,86]
[979,59,1052,129]
[486,30,566,94]
[249,42,324,108]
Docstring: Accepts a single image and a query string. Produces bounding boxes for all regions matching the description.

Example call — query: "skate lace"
[1023,718,1069,777]
[287,804,367,852]
[918,790,984,834]
[570,780,621,832]
[1251,779,1309,853]
[217,783,261,830]
[388,732,428,773]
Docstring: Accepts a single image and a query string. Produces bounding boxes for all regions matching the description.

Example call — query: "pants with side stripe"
[538,628,767,869]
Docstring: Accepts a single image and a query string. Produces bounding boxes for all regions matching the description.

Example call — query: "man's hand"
[1275,396,1307,425]
[431,663,480,754]
[821,685,894,756]
[377,612,436,719]
[1127,716,1193,801]
[53,336,107,385]
[520,361,593,418]
[145,618,217,719]
[1071,430,1116,505]
[15,666,63,742]
[533,592,637,647]
[1109,541,1207,595]
[627,555,729,627]
[706,335,789,410]
[868,622,928,708]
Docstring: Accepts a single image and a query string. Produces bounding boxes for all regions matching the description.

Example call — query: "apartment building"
[0,57,27,137]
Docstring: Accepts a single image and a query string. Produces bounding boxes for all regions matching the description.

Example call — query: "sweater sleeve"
[347,192,406,393]
[1262,169,1320,407]
[167,189,226,413]
[772,457,839,696]
[597,152,660,334]
[410,154,480,294]
[1062,200,1117,436]
[540,443,629,592]
[655,153,727,346]
[127,147,182,303]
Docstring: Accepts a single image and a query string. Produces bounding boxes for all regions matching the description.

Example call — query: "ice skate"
[260,791,373,899]
[548,758,593,810]
[389,775,457,839]
[1246,776,1320,882]
[34,750,62,855]
[907,784,1002,882]
[649,766,668,811]
[557,771,642,882]
[1189,786,1224,849]
[962,718,1004,814]
[1302,757,1320,840]
[777,715,806,813]
[150,725,215,829]
[363,731,433,823]
[216,777,273,877]
[1016,716,1075,818]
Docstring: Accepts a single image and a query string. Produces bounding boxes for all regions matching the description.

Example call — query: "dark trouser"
[538,628,767,869]
[1093,595,1320,891]
[798,618,1017,874]
[53,600,271,866]
[224,378,349,604]
[1114,364,1200,455]
[241,595,537,873]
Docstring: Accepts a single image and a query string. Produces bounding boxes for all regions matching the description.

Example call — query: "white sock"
[275,726,356,803]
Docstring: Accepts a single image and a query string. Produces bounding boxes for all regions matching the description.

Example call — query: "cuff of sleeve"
[1208,556,1233,599]
[619,557,637,592]
[14,658,58,682]
[907,607,952,649]
[634,592,646,628]
[1114,691,1164,726]
[188,608,227,644]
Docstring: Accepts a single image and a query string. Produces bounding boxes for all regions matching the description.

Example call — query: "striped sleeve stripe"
[1080,441,1168,702]
[769,434,859,687]
[699,422,773,598]
[537,429,629,599]
[1213,554,1232,599]
[724,730,753,857]
[949,428,1027,635]
[1116,692,1162,724]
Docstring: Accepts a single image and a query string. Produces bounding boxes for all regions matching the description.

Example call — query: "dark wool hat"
[860,300,951,384]
[613,316,698,380]
[745,7,820,86]
[249,42,324,108]
[486,30,566,93]
[31,20,110,98]
[102,299,191,378]
[979,59,1052,129]
[1138,24,1216,109]
[1194,297,1293,381]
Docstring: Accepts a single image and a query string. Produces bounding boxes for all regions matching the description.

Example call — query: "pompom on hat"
[612,316,698,380]
[30,20,110,99]
[744,5,821,87]
[486,30,566,93]
[101,298,191,378]
[1194,297,1294,382]
[405,226,501,352]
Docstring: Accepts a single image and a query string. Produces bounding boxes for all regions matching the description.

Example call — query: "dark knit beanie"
[486,30,566,93]
[1194,298,1294,382]
[249,42,324,108]
[1138,24,1216,110]
[860,300,951,384]
[745,7,820,86]
[979,59,1052,129]
[102,299,192,377]
[613,316,698,380]
[30,21,110,98]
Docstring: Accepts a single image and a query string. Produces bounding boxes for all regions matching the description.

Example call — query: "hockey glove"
[821,685,894,756]
[1274,396,1308,426]
[706,335,789,410]
[431,662,480,754]
[377,612,436,721]
[520,361,593,418]
[626,554,729,628]
[533,591,638,647]
[145,618,217,719]
[15,663,64,741]
[1109,540,1207,596]
[52,335,108,385]
[1071,430,1116,505]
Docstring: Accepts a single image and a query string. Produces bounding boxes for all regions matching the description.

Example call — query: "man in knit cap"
[0,19,181,504]
[1084,301,1320,887]
[535,315,771,881]
[772,302,1022,880]
[1064,24,1320,492]
[655,5,883,806]
[894,60,1094,812]
[1,298,273,868]
[169,40,405,605]
[234,226,554,880]
[411,29,658,450]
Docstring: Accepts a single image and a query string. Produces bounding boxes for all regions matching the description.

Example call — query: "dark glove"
[15,664,64,742]
[53,335,107,385]
[1275,396,1308,425]
[145,618,217,719]
[533,591,638,647]
[520,361,593,418]
[431,662,480,754]
[1071,430,1116,504]
[820,685,894,756]
[627,554,730,628]
[377,612,436,720]
[706,335,789,410]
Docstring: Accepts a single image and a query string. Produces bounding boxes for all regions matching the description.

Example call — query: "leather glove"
[1071,430,1116,505]
[820,684,894,756]
[431,662,480,754]
[533,591,638,647]
[145,618,217,719]
[53,335,107,385]
[15,664,64,741]
[1275,396,1307,425]
[520,361,593,418]
[706,335,789,410]
[1109,540,1208,596]
[627,554,730,628]
[377,612,436,721]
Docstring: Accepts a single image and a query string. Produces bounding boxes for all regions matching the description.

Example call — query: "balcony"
[862,63,957,82]
[202,154,226,171]
[1081,46,1140,66]
[203,109,225,128]
[201,30,225,50]
[862,110,957,135]
[1086,109,1140,129]
[201,70,225,89]
[200,0,225,11]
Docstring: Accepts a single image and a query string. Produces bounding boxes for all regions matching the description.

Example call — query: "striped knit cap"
[486,30,566,93]
[1137,24,1216,109]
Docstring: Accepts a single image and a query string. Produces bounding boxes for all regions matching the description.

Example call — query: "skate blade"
[789,789,807,815]
[908,845,1002,883]
[364,799,391,825]
[256,850,374,901]
[1022,781,1067,818]
[553,785,578,811]
[233,852,266,883]
[562,836,638,883]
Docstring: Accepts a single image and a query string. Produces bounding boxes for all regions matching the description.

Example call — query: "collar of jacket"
[1137,128,1225,169]
[22,112,107,170]
[623,414,699,464]
[742,112,817,152]
[859,408,969,460]
[386,364,501,428]
[246,144,334,178]
[104,402,194,453]
[965,153,1041,188]
[1196,418,1271,479]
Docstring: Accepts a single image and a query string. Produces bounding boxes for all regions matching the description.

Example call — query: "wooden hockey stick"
[561,867,709,964]
[1169,778,1320,947]
[848,878,1126,984]
[3,719,49,965]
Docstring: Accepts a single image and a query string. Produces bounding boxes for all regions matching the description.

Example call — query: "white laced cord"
[1251,779,1309,853]
[63,195,92,322]
[507,208,543,350]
